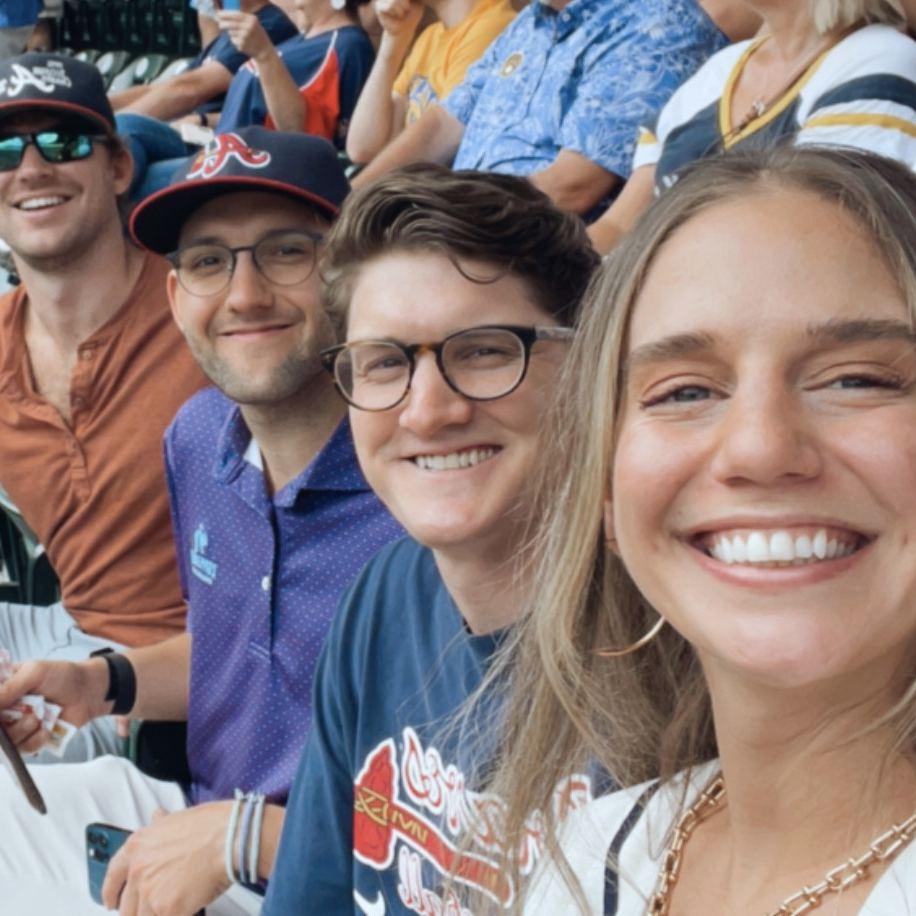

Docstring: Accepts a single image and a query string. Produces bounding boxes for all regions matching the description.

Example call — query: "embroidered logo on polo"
[353,727,592,914]
[186,133,271,180]
[0,61,72,98]
[499,52,523,78]
[190,523,218,585]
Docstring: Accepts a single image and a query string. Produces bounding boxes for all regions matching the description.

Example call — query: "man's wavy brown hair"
[320,163,600,336]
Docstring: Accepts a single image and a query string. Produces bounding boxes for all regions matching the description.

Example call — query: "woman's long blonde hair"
[475,146,916,912]
[811,0,905,32]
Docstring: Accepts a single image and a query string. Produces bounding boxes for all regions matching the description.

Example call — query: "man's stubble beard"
[188,338,327,407]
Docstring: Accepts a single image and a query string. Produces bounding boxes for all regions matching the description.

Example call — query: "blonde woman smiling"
[481,147,916,914]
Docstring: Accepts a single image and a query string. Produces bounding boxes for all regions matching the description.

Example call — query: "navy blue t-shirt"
[191,2,298,115]
[263,538,517,915]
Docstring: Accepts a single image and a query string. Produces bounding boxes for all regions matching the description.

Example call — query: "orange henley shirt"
[0,252,207,647]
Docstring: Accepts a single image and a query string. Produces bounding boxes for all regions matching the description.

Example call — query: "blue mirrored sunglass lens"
[0,133,95,170]
[35,132,93,161]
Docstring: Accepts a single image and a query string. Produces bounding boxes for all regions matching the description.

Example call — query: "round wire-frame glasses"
[320,324,574,411]
[166,229,325,297]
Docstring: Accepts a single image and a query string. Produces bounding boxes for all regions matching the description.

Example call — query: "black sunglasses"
[0,131,106,171]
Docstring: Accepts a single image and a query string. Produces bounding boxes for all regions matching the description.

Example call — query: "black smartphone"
[86,822,132,905]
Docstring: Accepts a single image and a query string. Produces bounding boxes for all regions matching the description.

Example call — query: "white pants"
[0,756,262,915]
[0,600,125,762]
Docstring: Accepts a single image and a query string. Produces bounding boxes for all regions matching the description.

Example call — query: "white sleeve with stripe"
[797,24,916,169]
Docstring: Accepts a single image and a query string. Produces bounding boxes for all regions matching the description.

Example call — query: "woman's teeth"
[414,447,497,471]
[707,529,859,566]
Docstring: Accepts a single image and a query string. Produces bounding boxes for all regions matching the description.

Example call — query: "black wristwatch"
[89,648,137,716]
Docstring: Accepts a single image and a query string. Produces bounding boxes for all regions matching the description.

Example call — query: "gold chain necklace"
[646,774,916,916]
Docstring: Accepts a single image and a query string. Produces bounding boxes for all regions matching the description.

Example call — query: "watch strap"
[89,649,137,716]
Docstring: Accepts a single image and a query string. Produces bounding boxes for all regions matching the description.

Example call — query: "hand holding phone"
[86,823,207,914]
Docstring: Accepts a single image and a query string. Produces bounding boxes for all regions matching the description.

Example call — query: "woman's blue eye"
[668,386,710,402]
[640,385,713,409]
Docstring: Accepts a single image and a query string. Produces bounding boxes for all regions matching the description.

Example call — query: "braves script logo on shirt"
[0,62,72,98]
[186,133,271,180]
[353,728,592,914]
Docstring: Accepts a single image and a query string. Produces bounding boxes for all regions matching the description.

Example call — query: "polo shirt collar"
[291,415,368,495]
[213,406,370,505]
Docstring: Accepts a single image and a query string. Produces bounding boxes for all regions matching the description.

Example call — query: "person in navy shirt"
[217,0,373,144]
[111,0,297,122]
[264,165,600,914]
[121,0,374,200]
[0,128,401,916]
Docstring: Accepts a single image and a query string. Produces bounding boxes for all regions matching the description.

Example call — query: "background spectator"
[351,0,736,218]
[120,0,374,199]
[111,0,297,122]
[589,0,916,253]
[346,0,517,166]
[217,0,374,142]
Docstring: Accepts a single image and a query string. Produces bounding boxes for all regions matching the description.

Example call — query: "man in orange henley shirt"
[0,53,205,760]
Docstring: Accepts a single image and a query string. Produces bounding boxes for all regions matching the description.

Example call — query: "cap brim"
[129,175,340,254]
[0,99,114,135]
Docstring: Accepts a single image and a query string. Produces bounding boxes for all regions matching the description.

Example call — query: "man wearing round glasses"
[0,127,401,914]
[0,52,206,761]
[264,165,600,915]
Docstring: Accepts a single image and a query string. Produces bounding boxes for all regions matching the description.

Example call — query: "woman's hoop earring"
[595,616,665,658]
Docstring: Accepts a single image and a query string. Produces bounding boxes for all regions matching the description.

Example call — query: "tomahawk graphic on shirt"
[353,727,592,914]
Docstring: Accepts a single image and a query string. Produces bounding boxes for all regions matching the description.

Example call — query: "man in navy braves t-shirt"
[264,165,601,915]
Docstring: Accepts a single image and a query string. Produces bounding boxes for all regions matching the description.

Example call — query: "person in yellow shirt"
[346,0,516,164]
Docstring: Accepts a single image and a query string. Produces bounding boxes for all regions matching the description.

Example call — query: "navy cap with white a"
[130,127,350,254]
[0,53,115,134]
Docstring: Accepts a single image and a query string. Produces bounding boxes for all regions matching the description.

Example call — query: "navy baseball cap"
[130,127,350,254]
[0,53,115,134]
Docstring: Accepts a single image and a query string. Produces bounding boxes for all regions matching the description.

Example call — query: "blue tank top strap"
[603,782,660,915]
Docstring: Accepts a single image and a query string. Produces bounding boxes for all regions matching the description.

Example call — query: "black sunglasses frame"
[0,131,105,171]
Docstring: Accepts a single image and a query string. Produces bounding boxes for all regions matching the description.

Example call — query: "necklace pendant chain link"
[644,774,916,916]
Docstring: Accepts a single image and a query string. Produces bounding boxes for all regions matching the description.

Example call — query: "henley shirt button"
[261,575,271,592]
[79,348,93,361]
[71,396,85,408]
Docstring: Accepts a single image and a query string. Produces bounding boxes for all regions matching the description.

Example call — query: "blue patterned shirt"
[164,388,403,805]
[444,0,728,181]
